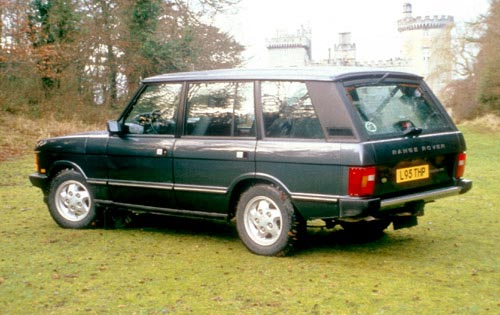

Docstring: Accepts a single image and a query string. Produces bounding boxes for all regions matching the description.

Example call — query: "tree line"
[1,1,499,123]
[443,0,500,121]
[0,0,243,120]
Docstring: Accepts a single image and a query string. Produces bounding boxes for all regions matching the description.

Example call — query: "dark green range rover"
[29,68,472,256]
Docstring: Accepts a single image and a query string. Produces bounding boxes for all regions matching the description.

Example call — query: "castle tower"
[398,3,454,93]
[333,32,356,66]
[267,26,312,67]
[402,3,412,19]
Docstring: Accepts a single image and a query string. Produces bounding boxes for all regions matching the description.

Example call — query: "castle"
[397,3,454,93]
[267,26,312,68]
[266,3,454,94]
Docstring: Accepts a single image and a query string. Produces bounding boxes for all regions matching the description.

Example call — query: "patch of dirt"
[0,144,28,162]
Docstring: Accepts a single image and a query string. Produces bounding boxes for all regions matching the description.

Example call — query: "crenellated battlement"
[266,26,312,67]
[398,15,454,32]
[266,27,312,50]
[313,57,410,70]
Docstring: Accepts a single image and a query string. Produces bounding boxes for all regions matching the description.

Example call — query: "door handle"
[236,151,248,159]
[156,148,168,156]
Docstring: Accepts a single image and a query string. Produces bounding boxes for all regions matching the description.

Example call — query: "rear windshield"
[346,83,452,138]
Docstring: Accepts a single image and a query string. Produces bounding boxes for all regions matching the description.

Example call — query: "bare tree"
[475,0,500,114]
[0,0,244,118]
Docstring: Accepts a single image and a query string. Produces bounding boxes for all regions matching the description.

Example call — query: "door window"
[185,82,255,137]
[261,81,323,139]
[124,83,182,135]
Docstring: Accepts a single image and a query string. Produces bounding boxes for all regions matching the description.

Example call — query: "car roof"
[142,67,422,83]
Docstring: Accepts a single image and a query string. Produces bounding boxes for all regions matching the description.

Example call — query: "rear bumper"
[339,179,472,217]
[380,179,472,210]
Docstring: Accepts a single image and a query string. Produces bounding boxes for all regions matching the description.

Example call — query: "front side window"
[261,81,323,139]
[125,83,182,135]
[185,82,255,137]
[347,84,450,138]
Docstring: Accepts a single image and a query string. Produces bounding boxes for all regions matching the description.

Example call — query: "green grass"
[1,126,499,314]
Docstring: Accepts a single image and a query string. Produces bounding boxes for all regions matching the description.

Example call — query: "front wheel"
[236,185,303,256]
[48,169,97,229]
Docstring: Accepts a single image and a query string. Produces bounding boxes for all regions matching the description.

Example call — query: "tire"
[236,184,303,256]
[48,169,97,229]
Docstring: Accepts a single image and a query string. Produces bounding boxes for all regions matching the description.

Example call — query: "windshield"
[347,84,451,138]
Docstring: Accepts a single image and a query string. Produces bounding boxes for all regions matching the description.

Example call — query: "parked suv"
[30,68,472,256]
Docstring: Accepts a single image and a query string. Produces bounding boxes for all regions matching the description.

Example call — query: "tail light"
[348,166,376,197]
[455,152,467,178]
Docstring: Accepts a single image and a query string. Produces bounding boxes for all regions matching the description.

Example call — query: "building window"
[422,47,430,61]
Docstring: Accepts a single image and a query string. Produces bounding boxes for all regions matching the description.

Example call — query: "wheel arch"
[227,173,293,219]
[48,160,88,181]
[39,161,88,197]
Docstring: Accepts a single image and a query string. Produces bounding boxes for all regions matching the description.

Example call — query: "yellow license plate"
[396,165,430,183]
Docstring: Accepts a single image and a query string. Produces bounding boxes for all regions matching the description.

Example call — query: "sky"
[215,0,491,67]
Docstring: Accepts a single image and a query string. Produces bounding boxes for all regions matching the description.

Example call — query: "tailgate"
[370,132,465,197]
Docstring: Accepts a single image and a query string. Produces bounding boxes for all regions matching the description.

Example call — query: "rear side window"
[347,84,450,138]
[261,81,323,139]
[185,82,255,137]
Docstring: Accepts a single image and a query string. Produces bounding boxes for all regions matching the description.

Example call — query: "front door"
[107,83,182,209]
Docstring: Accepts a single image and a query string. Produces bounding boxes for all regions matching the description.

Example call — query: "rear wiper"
[403,126,423,137]
[372,73,390,85]
[371,85,401,118]
[364,73,390,86]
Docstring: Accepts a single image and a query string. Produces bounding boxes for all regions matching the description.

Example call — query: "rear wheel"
[236,185,303,256]
[48,169,97,229]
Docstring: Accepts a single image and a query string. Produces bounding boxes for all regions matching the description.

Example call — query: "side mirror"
[107,120,123,135]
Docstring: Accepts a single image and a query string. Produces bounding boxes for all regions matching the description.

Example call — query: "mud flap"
[393,215,418,230]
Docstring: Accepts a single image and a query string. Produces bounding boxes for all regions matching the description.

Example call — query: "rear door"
[173,81,256,214]
[255,80,343,218]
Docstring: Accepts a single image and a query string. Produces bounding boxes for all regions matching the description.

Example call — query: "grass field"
[1,125,499,314]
